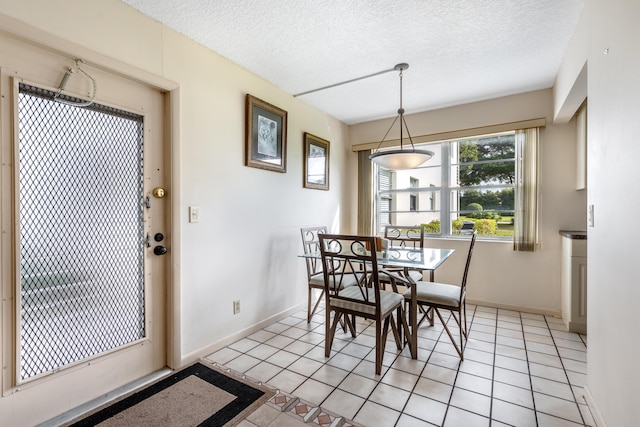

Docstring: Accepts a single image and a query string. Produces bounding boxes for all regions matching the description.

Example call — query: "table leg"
[410,277,418,359]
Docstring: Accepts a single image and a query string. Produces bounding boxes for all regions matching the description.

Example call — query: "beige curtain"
[357,150,373,235]
[513,128,539,251]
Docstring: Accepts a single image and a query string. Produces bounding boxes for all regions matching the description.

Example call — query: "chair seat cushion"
[309,272,361,290]
[378,269,423,283]
[333,286,404,316]
[403,281,461,308]
[309,272,325,288]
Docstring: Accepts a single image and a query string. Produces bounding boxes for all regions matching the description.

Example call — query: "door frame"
[0,14,182,393]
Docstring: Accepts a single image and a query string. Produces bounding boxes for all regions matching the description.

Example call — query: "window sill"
[423,235,512,244]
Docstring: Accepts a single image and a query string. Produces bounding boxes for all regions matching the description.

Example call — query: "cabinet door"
[571,256,588,325]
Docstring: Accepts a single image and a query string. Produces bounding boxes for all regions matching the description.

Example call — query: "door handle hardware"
[153,245,167,256]
[153,187,166,198]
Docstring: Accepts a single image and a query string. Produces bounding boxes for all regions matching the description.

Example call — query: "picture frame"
[303,132,330,190]
[245,94,288,173]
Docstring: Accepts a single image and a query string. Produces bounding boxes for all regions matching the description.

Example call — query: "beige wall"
[0,0,350,424]
[1,0,619,425]
[350,90,587,314]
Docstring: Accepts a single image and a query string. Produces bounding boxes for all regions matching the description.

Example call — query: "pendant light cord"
[368,63,435,169]
[371,63,417,153]
[399,66,405,148]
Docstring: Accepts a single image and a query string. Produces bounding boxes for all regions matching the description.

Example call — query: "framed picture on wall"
[303,132,329,190]
[245,94,288,173]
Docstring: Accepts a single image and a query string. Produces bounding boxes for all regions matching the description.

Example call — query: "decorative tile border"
[212,362,364,427]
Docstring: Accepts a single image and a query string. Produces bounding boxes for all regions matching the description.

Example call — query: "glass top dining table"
[375,246,454,281]
[300,246,455,282]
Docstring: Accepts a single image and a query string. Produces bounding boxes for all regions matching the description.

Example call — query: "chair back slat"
[460,232,477,299]
[300,226,327,279]
[384,225,424,248]
[318,234,381,309]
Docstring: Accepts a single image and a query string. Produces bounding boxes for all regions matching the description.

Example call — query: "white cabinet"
[561,232,587,333]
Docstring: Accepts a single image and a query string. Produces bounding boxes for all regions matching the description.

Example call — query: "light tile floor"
[207,302,593,427]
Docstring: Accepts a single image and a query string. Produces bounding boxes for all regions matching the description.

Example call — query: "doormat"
[66,360,275,427]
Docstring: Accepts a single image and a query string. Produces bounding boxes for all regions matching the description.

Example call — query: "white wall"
[553,4,588,123]
[350,90,587,314]
[581,0,640,425]
[158,29,352,358]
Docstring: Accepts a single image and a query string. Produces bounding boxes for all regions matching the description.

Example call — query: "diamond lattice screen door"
[12,74,167,386]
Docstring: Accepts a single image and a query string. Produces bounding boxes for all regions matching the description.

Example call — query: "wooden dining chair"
[318,233,413,374]
[404,231,477,360]
[378,225,425,288]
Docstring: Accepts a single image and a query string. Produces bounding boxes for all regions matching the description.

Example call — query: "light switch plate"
[588,204,594,227]
[189,206,200,223]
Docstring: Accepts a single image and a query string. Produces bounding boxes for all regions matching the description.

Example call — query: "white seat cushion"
[378,269,423,284]
[308,272,325,288]
[403,281,461,308]
[310,272,361,290]
[332,286,404,316]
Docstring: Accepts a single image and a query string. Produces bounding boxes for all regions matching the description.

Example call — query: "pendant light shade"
[369,148,433,169]
[369,63,433,170]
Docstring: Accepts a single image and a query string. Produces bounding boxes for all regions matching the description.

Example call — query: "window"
[374,132,516,238]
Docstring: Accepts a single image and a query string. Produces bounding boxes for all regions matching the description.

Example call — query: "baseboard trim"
[567,320,587,335]
[185,299,562,366]
[39,368,172,426]
[180,303,306,366]
[583,386,606,427]
[466,298,562,318]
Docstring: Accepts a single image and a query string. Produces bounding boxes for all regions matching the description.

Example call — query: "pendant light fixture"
[369,63,433,170]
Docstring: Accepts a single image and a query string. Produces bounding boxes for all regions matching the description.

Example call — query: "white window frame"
[374,131,516,239]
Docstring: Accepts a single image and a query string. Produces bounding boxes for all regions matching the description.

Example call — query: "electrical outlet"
[233,300,240,314]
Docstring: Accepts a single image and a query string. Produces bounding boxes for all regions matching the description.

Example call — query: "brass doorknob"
[153,187,166,198]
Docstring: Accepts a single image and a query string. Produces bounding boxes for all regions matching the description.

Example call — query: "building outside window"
[409,177,419,212]
[375,131,516,238]
[377,168,394,229]
[429,184,436,211]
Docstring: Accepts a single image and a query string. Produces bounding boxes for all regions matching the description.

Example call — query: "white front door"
[0,33,169,425]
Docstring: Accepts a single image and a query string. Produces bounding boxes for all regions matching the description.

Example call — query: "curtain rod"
[352,118,547,152]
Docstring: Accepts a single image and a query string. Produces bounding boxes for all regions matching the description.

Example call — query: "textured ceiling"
[122,0,585,125]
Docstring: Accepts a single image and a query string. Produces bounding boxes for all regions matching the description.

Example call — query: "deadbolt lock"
[153,187,166,198]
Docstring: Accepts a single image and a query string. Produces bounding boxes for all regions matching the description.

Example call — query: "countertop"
[559,230,587,239]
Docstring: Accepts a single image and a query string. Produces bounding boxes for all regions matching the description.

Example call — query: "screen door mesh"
[17,84,145,380]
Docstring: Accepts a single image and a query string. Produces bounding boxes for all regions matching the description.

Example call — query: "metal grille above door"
[17,83,145,381]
